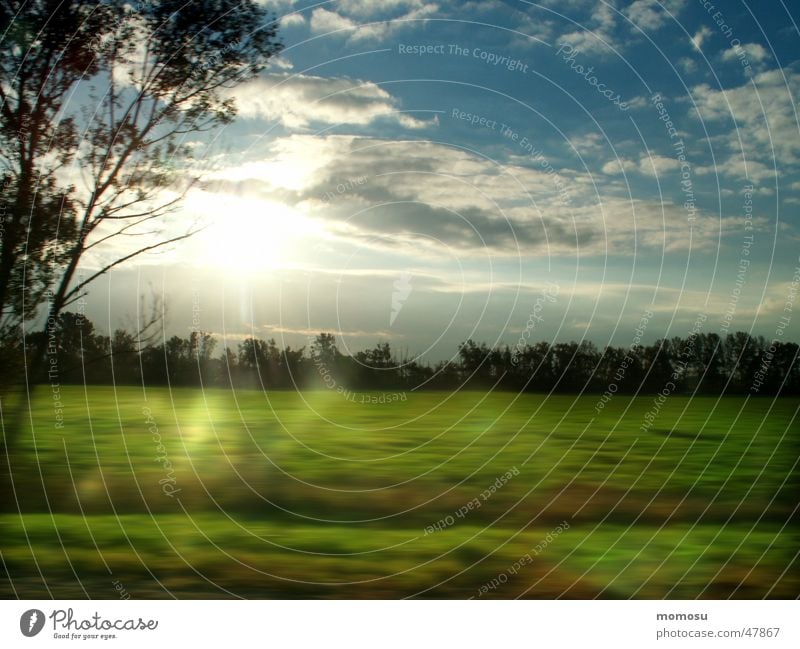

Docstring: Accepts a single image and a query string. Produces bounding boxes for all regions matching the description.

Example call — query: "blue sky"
[83,0,800,360]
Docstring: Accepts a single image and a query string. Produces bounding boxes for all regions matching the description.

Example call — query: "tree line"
[4,312,798,395]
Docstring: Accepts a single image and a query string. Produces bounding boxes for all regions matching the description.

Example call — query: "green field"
[1,386,797,598]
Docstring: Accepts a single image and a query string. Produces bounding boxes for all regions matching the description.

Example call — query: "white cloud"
[720,42,771,73]
[625,0,685,32]
[677,56,697,74]
[557,1,619,55]
[510,10,556,44]
[211,134,751,257]
[602,158,639,175]
[309,3,438,42]
[602,154,681,177]
[625,95,649,109]
[638,154,682,176]
[721,42,769,63]
[280,13,306,28]
[336,0,434,17]
[266,55,293,71]
[310,8,357,34]
[570,132,606,156]
[691,26,712,50]
[231,73,430,129]
[695,156,776,182]
[691,68,800,168]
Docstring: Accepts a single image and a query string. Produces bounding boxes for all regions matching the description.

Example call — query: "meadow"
[1,386,797,599]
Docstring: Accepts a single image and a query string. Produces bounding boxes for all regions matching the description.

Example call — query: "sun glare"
[188,192,321,273]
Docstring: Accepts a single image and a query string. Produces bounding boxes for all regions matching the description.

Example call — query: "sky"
[80,0,800,362]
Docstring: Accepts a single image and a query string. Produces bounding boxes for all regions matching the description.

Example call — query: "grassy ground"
[1,386,797,598]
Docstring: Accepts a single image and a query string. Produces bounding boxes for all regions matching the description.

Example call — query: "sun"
[187,192,321,273]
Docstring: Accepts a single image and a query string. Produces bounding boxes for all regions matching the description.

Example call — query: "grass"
[1,386,797,598]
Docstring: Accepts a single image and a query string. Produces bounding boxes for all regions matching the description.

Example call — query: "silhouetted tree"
[1,312,797,396]
[458,339,493,386]
[0,1,283,471]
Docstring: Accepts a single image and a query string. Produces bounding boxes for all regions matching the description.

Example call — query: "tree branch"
[62,227,203,304]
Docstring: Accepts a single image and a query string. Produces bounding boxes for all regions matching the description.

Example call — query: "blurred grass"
[1,386,797,598]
